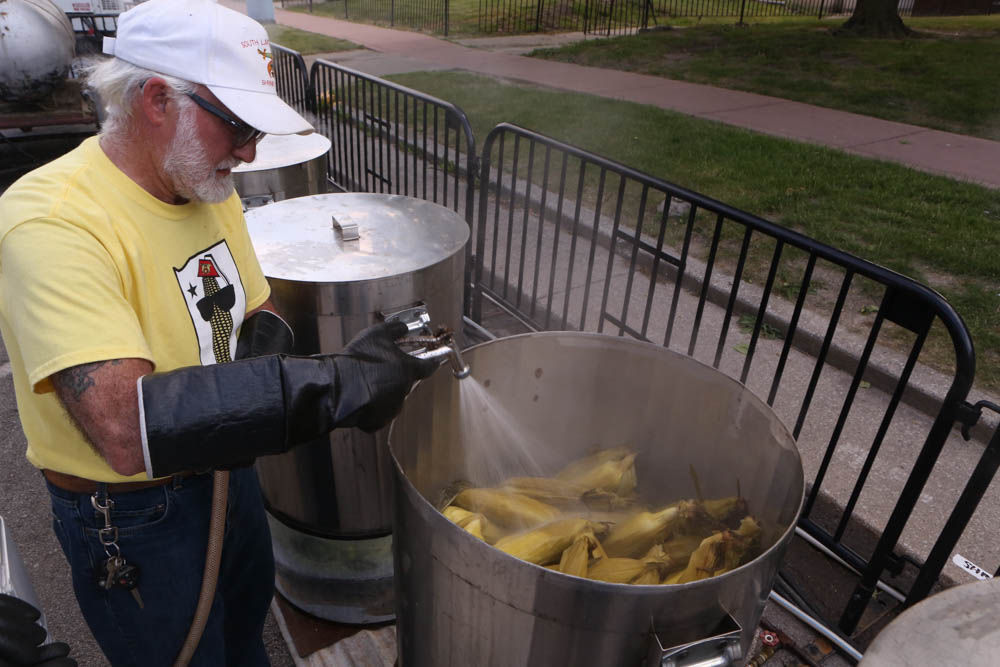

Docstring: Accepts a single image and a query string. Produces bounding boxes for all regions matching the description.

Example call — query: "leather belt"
[42,468,192,495]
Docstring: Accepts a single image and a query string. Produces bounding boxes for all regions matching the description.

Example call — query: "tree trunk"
[838,0,912,37]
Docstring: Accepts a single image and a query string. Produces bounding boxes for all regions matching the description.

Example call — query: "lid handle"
[332,214,360,242]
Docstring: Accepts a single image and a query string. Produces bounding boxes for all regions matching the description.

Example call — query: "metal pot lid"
[245,193,470,283]
[232,133,331,173]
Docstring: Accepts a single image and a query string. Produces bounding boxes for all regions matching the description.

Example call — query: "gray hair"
[86,58,197,138]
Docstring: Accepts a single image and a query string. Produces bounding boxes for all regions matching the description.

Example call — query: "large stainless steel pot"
[246,192,468,623]
[232,133,331,209]
[389,332,804,666]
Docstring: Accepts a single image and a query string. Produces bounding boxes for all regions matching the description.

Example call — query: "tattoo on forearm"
[55,359,123,402]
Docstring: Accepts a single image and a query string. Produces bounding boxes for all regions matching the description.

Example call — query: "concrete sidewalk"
[238,1,1000,189]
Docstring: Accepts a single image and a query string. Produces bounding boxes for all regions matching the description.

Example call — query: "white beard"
[162,104,240,204]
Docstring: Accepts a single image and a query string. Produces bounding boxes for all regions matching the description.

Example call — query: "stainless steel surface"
[247,193,468,537]
[1,515,49,634]
[0,0,75,102]
[246,193,469,283]
[648,613,742,667]
[232,133,331,208]
[266,515,395,624]
[248,193,467,624]
[389,332,805,666]
[858,577,1000,666]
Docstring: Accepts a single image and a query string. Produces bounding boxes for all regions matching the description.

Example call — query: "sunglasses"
[185,92,264,148]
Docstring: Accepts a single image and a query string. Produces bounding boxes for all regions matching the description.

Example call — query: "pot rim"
[388,330,807,593]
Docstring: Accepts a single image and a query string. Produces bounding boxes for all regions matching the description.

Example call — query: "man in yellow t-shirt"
[0,0,435,664]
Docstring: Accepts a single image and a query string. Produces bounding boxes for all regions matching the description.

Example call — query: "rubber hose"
[173,470,230,667]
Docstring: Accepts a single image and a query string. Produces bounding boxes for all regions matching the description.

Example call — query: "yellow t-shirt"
[0,136,269,482]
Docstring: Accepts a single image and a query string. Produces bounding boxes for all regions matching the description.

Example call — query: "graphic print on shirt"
[174,241,247,366]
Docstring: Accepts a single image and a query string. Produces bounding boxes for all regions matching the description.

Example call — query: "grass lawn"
[386,70,1000,392]
[264,23,361,53]
[529,15,1000,140]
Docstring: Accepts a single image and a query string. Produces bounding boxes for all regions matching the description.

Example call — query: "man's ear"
[138,77,172,128]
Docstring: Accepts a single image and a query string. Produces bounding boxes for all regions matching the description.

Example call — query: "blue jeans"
[46,467,274,666]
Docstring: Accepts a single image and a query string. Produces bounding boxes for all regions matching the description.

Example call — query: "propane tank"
[0,0,76,103]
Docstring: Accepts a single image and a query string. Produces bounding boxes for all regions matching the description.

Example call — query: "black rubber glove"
[235,310,294,360]
[139,320,438,477]
[0,594,76,666]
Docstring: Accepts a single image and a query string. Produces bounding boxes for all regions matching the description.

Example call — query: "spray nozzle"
[383,305,471,379]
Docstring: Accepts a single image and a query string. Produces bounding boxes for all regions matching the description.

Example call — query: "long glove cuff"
[138,354,368,478]
[235,309,294,359]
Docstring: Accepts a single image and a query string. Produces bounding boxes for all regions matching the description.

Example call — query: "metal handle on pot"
[646,614,743,667]
[332,214,360,242]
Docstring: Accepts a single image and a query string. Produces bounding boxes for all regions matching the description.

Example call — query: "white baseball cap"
[103,0,313,135]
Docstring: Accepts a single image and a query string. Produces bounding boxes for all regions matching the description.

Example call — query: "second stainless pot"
[247,193,469,536]
[246,193,468,623]
[232,132,331,209]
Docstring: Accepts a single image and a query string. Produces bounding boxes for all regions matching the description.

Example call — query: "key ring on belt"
[91,492,120,559]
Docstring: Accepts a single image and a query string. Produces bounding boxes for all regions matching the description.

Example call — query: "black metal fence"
[477,0,584,32]
[286,0,978,36]
[271,44,312,116]
[476,0,915,35]
[309,61,476,219]
[292,0,453,34]
[273,45,1000,646]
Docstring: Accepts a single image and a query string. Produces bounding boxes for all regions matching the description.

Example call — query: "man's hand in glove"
[337,320,439,432]
[0,594,76,666]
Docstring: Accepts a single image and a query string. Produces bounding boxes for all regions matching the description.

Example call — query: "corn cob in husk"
[494,518,608,565]
[631,566,663,586]
[453,487,561,530]
[640,543,681,573]
[587,557,669,584]
[442,505,504,543]
[555,452,639,497]
[655,534,705,570]
[664,516,762,585]
[723,516,761,570]
[602,500,709,558]
[663,533,727,585]
[557,531,608,577]
[586,557,649,584]
[501,476,590,508]
[701,496,750,529]
[601,506,678,558]
[554,446,634,481]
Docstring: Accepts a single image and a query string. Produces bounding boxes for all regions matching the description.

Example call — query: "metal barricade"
[306,60,477,308]
[270,44,311,116]
[471,122,995,636]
